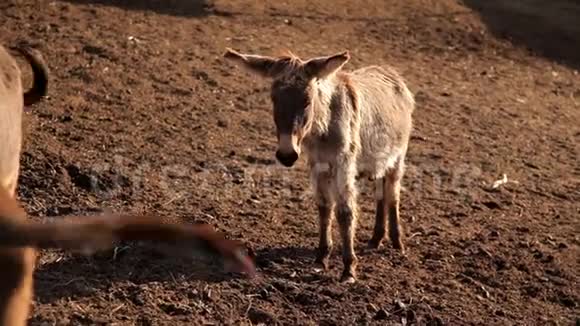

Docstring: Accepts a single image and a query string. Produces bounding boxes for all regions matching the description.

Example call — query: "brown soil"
[1,0,579,325]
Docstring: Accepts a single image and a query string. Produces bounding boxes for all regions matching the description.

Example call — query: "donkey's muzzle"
[276,150,298,167]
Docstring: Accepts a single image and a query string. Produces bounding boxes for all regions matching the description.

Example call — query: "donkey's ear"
[223,48,285,78]
[305,51,350,79]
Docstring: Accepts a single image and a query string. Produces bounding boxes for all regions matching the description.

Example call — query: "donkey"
[224,48,415,283]
[0,44,255,326]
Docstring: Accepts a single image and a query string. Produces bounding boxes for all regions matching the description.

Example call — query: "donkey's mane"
[272,49,304,76]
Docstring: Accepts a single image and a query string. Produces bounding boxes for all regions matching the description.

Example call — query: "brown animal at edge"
[224,48,415,283]
[0,45,255,326]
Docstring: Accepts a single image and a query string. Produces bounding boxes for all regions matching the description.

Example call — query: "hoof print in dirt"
[65,163,131,196]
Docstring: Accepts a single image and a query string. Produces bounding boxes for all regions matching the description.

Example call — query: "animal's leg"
[7,176,18,199]
[334,163,358,283]
[386,162,405,252]
[0,246,36,326]
[311,164,335,270]
[0,172,37,326]
[368,177,387,249]
[1,165,20,199]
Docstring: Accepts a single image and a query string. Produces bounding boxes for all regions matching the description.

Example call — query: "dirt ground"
[1,0,579,325]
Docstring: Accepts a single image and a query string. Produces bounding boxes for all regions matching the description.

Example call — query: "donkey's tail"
[12,46,49,106]
[0,189,256,277]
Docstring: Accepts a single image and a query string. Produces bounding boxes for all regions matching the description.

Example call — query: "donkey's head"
[224,48,350,167]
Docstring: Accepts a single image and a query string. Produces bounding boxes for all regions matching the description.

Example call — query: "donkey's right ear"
[223,48,282,78]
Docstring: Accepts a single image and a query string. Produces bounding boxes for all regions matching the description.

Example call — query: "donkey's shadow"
[254,246,316,270]
[34,243,241,304]
[253,242,398,280]
[253,246,340,283]
[61,0,213,18]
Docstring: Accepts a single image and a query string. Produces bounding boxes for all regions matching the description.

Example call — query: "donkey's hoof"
[313,262,329,273]
[340,274,357,284]
[392,240,406,253]
[314,257,330,271]
[367,238,383,249]
[340,270,357,284]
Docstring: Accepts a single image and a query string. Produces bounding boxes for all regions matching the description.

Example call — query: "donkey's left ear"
[223,48,284,78]
[305,51,350,79]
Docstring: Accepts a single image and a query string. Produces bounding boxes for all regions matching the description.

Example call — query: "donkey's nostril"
[276,150,299,167]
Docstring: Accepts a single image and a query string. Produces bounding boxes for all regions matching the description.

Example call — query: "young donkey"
[224,48,415,282]
[0,44,255,326]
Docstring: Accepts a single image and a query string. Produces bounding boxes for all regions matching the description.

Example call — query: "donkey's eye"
[293,113,308,129]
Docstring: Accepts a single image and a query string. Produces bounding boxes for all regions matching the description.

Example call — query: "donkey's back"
[0,45,25,195]
[0,44,48,196]
[347,65,415,179]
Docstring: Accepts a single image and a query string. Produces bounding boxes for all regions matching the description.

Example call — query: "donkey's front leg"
[316,176,334,270]
[312,168,335,271]
[334,165,359,283]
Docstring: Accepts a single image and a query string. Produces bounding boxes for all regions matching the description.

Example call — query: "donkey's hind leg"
[386,161,405,252]
[368,177,388,249]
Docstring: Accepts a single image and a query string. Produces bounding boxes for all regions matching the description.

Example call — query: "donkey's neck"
[310,75,340,135]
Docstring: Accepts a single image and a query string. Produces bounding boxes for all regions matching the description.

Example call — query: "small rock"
[217,119,228,128]
[321,287,344,299]
[137,316,153,326]
[259,288,270,300]
[482,201,501,209]
[427,316,444,326]
[270,279,299,293]
[426,230,440,236]
[558,295,577,308]
[82,44,108,56]
[373,309,389,320]
[203,288,218,302]
[319,319,339,326]
[159,303,192,316]
[132,296,145,306]
[489,230,500,238]
[367,303,378,313]
[247,198,260,204]
[412,226,426,234]
[406,309,416,322]
[516,226,530,233]
[247,307,277,324]
[394,299,407,310]
[558,242,568,249]
[494,258,509,270]
[295,292,320,306]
